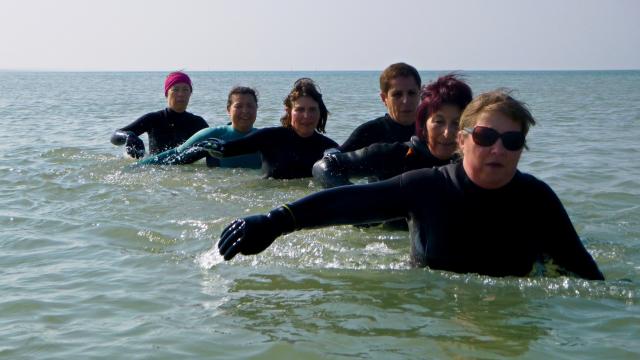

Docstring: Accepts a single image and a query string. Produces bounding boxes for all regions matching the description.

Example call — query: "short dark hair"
[416,73,473,141]
[227,86,258,110]
[281,78,329,133]
[379,63,421,93]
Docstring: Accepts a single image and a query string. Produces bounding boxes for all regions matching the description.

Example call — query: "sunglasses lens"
[471,126,525,151]
[501,132,525,151]
[472,126,500,146]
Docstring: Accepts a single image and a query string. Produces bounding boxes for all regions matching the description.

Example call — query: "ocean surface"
[1,70,639,359]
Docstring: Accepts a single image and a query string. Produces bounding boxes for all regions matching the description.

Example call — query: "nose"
[490,138,509,154]
[443,127,451,138]
[443,124,457,139]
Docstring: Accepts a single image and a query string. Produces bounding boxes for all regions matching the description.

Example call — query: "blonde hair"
[459,89,536,135]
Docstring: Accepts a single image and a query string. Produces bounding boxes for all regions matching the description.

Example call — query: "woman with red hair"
[313,73,473,188]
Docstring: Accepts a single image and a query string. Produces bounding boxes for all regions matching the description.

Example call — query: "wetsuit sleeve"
[135,127,218,165]
[111,130,146,158]
[221,129,267,157]
[217,176,411,260]
[539,184,605,280]
[312,144,387,188]
[116,113,153,137]
[288,175,409,228]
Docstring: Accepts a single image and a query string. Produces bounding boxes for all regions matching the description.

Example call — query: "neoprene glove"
[312,150,352,188]
[192,138,225,158]
[111,130,145,159]
[125,134,145,159]
[218,206,296,260]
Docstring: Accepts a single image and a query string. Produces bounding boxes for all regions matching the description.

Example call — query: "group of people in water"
[111,63,605,281]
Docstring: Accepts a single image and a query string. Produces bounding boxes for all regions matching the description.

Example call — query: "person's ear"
[380,91,388,105]
[457,130,466,148]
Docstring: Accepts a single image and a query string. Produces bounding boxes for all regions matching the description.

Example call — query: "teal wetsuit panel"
[197,126,262,169]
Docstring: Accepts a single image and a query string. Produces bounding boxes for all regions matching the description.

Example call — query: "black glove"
[312,149,352,188]
[192,138,225,158]
[111,130,145,158]
[218,206,296,260]
[125,134,145,159]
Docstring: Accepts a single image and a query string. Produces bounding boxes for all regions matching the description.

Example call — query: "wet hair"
[226,86,258,110]
[416,73,473,141]
[379,63,421,94]
[280,78,329,133]
[459,89,536,150]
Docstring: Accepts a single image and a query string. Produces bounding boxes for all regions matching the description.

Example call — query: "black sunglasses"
[463,126,526,151]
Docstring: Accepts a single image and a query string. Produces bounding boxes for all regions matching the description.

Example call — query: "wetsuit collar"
[455,162,523,194]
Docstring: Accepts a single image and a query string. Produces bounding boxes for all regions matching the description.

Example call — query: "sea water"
[0,71,639,359]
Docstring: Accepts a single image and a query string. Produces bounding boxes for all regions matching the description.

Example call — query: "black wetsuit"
[117,108,208,154]
[340,114,415,152]
[288,163,604,279]
[222,127,338,179]
[314,136,457,188]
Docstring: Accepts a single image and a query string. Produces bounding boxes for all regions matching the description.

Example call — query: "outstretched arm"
[135,128,225,166]
[112,114,155,159]
[218,176,409,260]
[313,144,399,188]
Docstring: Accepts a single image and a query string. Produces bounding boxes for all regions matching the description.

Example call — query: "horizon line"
[1,68,639,73]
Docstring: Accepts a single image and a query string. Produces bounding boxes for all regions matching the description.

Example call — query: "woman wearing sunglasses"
[313,73,472,189]
[216,90,604,280]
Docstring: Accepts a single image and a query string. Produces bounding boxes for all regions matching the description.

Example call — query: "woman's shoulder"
[401,165,449,185]
[183,111,208,125]
[513,171,558,199]
[313,132,339,147]
[194,126,227,138]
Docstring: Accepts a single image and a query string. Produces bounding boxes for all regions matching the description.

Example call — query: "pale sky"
[1,0,638,71]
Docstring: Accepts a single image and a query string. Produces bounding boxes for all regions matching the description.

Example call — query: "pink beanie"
[164,71,192,96]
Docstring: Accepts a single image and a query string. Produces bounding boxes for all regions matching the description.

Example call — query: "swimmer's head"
[281,78,329,134]
[379,63,421,94]
[164,71,192,97]
[459,89,536,139]
[226,86,258,110]
[227,86,259,133]
[416,73,473,142]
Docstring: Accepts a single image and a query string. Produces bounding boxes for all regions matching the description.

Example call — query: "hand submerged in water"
[125,135,145,159]
[217,207,296,260]
[192,138,225,158]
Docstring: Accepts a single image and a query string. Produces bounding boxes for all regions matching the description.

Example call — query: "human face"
[228,93,257,133]
[425,104,462,160]
[380,76,420,126]
[290,96,320,138]
[458,111,524,189]
[166,82,191,113]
